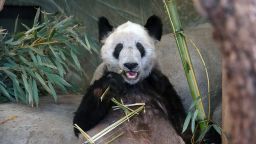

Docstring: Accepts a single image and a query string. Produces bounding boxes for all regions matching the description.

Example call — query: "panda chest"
[109,89,168,129]
[86,90,173,143]
[114,87,168,118]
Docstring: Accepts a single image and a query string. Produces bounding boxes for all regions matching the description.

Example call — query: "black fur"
[136,42,146,57]
[145,69,186,134]
[145,70,221,143]
[144,15,163,41]
[73,72,125,137]
[113,43,123,59]
[98,17,113,41]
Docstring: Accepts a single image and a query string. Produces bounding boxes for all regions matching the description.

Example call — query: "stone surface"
[0,95,81,144]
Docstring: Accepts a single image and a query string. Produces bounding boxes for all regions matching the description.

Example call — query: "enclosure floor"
[0,95,82,144]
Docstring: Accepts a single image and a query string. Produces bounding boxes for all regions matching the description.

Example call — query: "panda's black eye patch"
[113,43,123,59]
[136,42,145,57]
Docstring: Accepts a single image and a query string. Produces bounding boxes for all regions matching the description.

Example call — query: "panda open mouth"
[124,71,139,79]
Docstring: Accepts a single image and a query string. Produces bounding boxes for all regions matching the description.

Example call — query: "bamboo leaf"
[67,29,91,51]
[189,96,202,110]
[196,126,211,143]
[3,69,17,80]
[182,112,192,133]
[0,83,14,101]
[65,41,78,53]
[48,28,56,40]
[191,109,199,133]
[54,60,65,77]
[84,34,91,51]
[28,77,34,105]
[5,38,22,45]
[29,50,38,63]
[33,8,41,26]
[4,69,25,101]
[53,81,68,93]
[23,67,36,78]
[59,51,66,61]
[36,55,43,65]
[34,72,52,94]
[32,79,39,107]
[47,73,71,87]
[12,79,26,103]
[212,124,221,135]
[70,50,81,70]
[13,82,18,101]
[36,66,52,74]
[25,24,44,35]
[49,46,58,58]
[54,16,74,29]
[14,15,19,35]
[40,63,57,70]
[22,72,31,104]
[30,47,45,55]
[3,69,20,101]
[6,58,17,67]
[48,82,57,102]
[21,23,30,30]
[19,55,31,66]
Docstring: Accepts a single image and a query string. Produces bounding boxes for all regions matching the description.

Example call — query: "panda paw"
[101,72,126,99]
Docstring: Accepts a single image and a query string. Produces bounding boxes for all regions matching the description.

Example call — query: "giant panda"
[73,15,220,144]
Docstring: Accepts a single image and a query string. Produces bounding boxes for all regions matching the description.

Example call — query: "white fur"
[101,21,157,84]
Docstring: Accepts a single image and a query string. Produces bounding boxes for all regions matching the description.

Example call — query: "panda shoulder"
[90,63,107,85]
[153,61,161,71]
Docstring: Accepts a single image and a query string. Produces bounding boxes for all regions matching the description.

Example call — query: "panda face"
[99,16,162,85]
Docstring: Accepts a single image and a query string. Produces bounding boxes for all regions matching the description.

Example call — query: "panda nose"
[124,63,138,70]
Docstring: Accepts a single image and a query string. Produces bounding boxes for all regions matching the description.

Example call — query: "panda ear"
[98,17,113,42]
[144,15,162,41]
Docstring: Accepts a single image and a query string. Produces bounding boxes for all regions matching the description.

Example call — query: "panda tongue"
[126,71,137,79]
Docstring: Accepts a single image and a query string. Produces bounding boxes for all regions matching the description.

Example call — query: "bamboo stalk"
[163,0,207,131]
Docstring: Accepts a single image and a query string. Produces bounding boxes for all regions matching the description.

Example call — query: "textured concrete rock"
[0,95,81,144]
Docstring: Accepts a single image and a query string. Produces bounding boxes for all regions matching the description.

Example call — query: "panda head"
[99,15,162,85]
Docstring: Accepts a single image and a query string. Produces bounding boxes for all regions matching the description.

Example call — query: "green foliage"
[182,111,192,133]
[0,9,93,106]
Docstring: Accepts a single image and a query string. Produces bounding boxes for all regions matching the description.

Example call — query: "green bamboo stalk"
[163,0,207,131]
